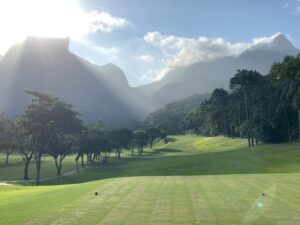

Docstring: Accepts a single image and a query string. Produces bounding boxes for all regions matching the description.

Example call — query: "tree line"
[0,91,169,185]
[181,54,300,145]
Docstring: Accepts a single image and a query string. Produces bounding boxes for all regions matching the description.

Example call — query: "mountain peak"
[242,33,299,56]
[273,33,288,42]
[271,33,295,50]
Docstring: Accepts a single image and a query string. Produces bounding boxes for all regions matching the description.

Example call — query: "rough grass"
[1,135,300,225]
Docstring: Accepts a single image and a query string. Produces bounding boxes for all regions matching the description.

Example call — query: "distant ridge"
[136,34,300,108]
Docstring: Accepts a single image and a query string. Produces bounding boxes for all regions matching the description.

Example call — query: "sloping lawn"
[1,135,300,225]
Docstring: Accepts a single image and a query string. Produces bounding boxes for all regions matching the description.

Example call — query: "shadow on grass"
[154,148,182,153]
[0,161,24,168]
[34,144,300,186]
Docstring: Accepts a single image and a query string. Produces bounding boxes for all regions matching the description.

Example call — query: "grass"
[0,154,79,181]
[1,135,300,224]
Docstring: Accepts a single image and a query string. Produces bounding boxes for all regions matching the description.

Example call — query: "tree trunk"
[23,152,33,180]
[5,150,9,164]
[35,152,42,185]
[298,109,300,141]
[75,154,80,172]
[251,129,254,147]
[284,110,292,143]
[24,159,30,180]
[81,154,84,168]
[287,121,292,143]
[117,149,121,158]
[243,87,249,122]
[247,134,251,147]
[54,157,61,176]
[243,87,252,148]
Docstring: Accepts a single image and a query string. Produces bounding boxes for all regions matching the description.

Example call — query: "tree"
[109,128,133,158]
[22,91,82,185]
[133,131,149,156]
[230,69,264,146]
[209,88,229,136]
[145,127,162,148]
[10,119,36,179]
[49,138,73,176]
[0,116,15,164]
[269,55,300,140]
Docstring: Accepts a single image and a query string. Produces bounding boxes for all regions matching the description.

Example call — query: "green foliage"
[145,127,163,148]
[20,91,83,183]
[144,94,210,134]
[133,131,149,154]
[150,55,300,144]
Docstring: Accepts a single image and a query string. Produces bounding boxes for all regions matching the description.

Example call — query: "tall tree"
[269,54,300,140]
[209,88,229,136]
[22,91,82,185]
[230,69,263,146]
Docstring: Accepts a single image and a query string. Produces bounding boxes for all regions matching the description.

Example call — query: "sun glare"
[0,0,87,54]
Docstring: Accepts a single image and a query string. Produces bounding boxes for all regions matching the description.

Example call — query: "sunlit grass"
[1,135,300,225]
[0,154,78,181]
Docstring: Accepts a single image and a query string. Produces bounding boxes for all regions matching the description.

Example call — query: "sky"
[0,0,299,86]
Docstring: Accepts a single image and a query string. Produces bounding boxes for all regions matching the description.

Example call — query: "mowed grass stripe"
[1,135,300,225]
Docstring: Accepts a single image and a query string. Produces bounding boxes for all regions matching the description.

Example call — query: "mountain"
[0,37,150,128]
[144,93,210,134]
[137,34,300,108]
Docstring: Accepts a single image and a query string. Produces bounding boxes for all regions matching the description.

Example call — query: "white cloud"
[141,69,162,83]
[143,32,285,81]
[137,54,154,63]
[85,10,129,33]
[252,33,282,45]
[0,0,129,54]
[144,31,251,68]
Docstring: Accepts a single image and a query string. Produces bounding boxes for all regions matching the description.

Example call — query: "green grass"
[0,154,79,181]
[1,135,300,225]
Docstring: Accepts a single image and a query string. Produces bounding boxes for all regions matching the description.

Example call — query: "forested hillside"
[144,93,210,133]
[147,54,300,145]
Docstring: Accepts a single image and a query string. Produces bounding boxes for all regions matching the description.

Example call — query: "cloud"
[143,32,284,81]
[137,54,154,63]
[141,69,162,83]
[0,0,129,54]
[85,10,129,33]
[144,31,252,68]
